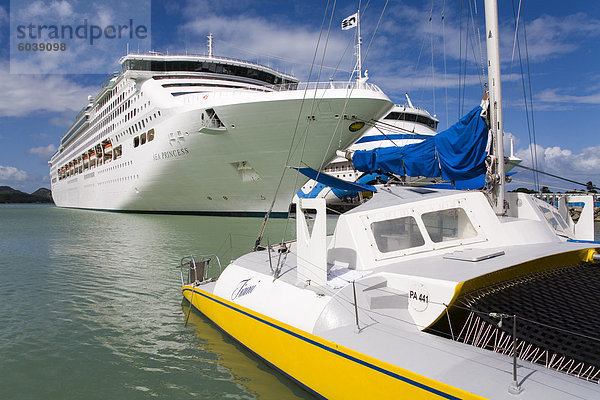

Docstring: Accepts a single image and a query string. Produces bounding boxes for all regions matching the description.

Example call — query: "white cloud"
[10,1,148,74]
[18,0,74,20]
[0,5,8,24]
[181,15,352,79]
[50,116,75,127]
[30,144,57,160]
[514,144,600,190]
[0,5,8,42]
[520,13,600,61]
[0,66,96,117]
[537,89,600,105]
[0,165,29,183]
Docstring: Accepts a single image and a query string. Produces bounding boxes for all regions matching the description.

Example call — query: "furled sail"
[352,105,489,181]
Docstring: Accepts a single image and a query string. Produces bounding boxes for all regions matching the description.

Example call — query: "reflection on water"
[0,205,597,400]
[181,303,312,399]
[0,204,311,400]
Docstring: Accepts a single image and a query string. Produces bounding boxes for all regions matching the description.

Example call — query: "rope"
[429,0,436,117]
[510,0,539,191]
[510,180,578,193]
[253,0,333,250]
[441,0,449,129]
[514,164,600,191]
[361,0,389,70]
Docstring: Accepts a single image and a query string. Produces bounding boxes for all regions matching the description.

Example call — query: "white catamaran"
[180,4,600,399]
[49,35,392,215]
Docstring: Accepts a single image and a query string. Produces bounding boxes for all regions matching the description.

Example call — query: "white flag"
[342,13,358,30]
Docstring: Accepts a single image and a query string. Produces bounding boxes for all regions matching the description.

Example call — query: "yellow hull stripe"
[183,286,485,400]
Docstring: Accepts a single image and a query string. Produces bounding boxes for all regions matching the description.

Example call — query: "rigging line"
[459,305,600,344]
[442,0,449,129]
[330,34,355,80]
[514,164,600,191]
[467,0,485,93]
[214,39,351,73]
[510,180,579,193]
[430,0,436,117]
[458,0,463,118]
[521,4,540,190]
[369,119,434,135]
[471,0,486,91]
[300,0,338,174]
[517,315,600,343]
[461,16,469,116]
[254,0,332,251]
[371,125,400,147]
[414,8,429,76]
[284,0,338,243]
[510,0,522,65]
[361,0,389,68]
[511,0,538,191]
[282,1,344,246]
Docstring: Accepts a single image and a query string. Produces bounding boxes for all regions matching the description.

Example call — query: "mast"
[484,0,506,215]
[207,33,214,58]
[356,9,362,80]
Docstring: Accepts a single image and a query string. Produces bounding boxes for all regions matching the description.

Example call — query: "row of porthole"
[205,196,267,201]
[98,175,139,185]
[100,160,133,173]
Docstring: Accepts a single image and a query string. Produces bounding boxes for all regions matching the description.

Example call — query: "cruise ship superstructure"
[49,50,392,215]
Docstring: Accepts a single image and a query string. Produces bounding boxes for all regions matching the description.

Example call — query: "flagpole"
[356,9,362,80]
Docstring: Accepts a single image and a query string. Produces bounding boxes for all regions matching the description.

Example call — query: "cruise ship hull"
[51,90,391,214]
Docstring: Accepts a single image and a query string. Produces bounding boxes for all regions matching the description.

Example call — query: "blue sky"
[1,0,599,193]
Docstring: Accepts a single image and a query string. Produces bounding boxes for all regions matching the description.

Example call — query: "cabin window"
[141,132,147,145]
[371,216,424,253]
[538,205,569,232]
[421,208,476,243]
[147,129,154,142]
[134,136,139,147]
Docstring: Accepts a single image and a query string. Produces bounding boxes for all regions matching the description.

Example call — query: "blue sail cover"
[352,105,489,181]
[293,167,377,193]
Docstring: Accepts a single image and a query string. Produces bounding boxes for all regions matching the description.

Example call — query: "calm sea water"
[0,204,313,400]
[1,205,598,400]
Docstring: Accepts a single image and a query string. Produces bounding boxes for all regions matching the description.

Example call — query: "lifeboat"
[104,143,112,153]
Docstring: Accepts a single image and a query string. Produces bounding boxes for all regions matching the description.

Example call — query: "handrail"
[178,254,223,285]
[274,81,383,92]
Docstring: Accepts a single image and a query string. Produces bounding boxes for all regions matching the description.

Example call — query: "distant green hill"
[0,186,54,204]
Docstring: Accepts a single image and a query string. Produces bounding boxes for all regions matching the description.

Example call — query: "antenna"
[405,93,414,108]
[207,33,214,57]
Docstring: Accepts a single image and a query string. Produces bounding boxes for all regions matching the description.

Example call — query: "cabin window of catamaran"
[537,204,570,233]
[421,208,477,243]
[371,216,425,253]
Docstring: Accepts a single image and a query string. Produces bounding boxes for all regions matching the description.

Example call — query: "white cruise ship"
[49,49,392,215]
